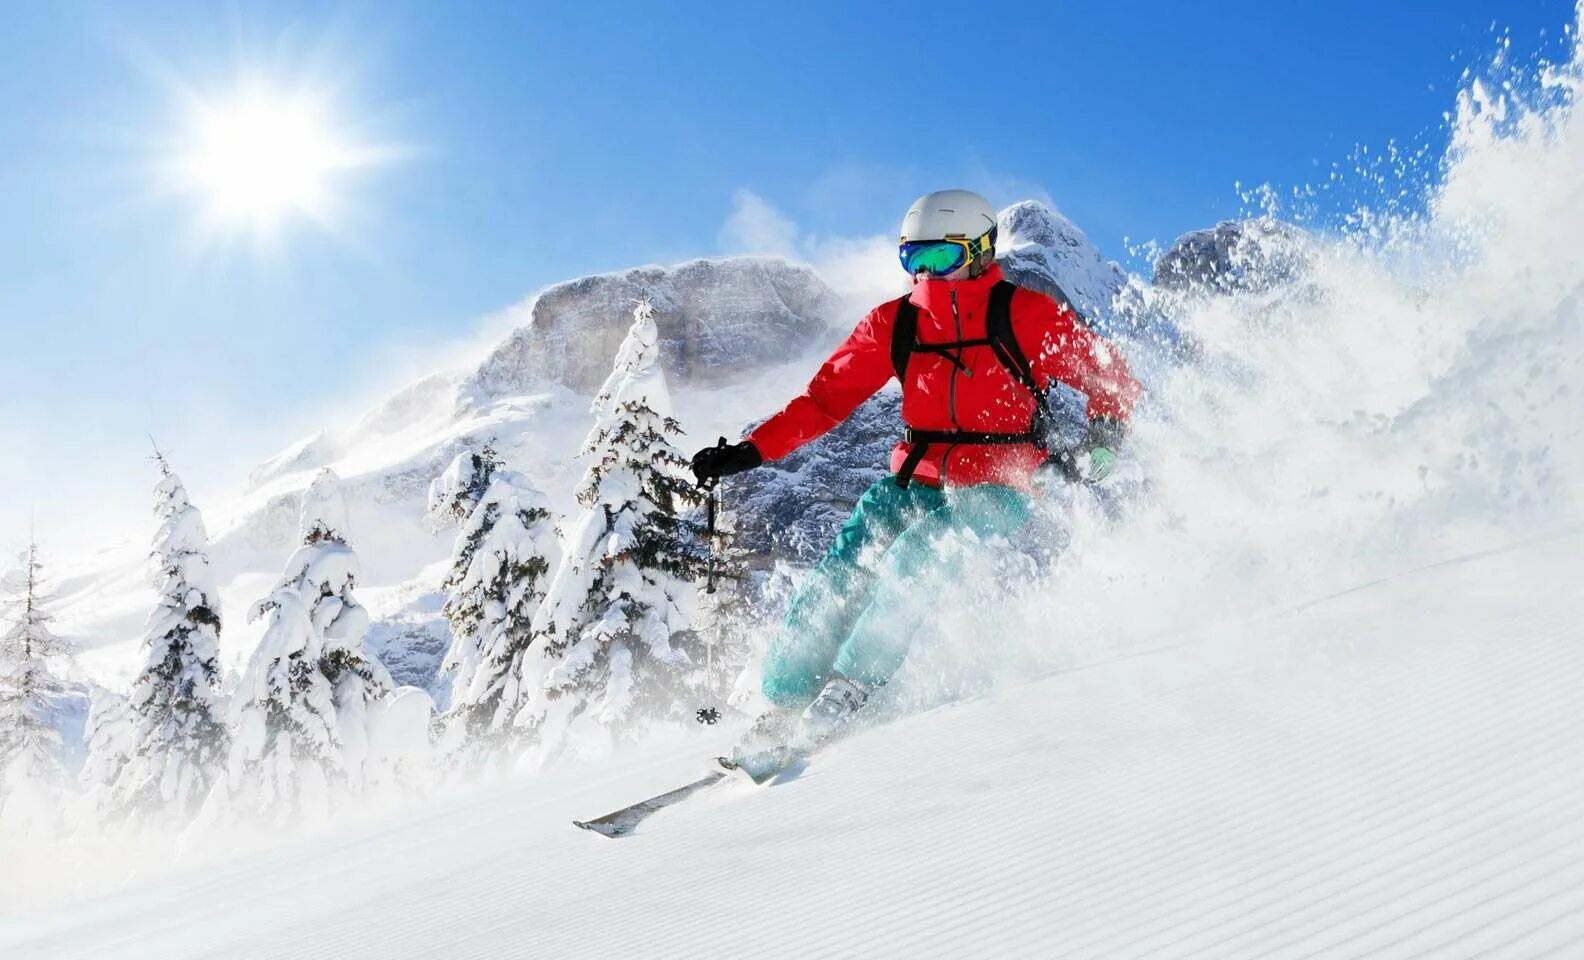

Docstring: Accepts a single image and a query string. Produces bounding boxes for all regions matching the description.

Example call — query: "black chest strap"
[888,280,1057,487]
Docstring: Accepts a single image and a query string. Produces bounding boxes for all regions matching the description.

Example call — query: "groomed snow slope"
[6,530,1580,959]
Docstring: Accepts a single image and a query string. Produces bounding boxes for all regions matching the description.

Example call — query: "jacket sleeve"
[746,303,898,461]
[1017,290,1142,423]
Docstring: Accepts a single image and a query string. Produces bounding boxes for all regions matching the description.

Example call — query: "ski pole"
[705,483,719,594]
[703,438,724,594]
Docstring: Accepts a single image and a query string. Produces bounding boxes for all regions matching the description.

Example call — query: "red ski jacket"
[746,263,1141,490]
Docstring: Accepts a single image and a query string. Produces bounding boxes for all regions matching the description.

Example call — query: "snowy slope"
[5,530,1580,959]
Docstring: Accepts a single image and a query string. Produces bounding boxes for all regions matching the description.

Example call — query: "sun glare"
[178,90,377,235]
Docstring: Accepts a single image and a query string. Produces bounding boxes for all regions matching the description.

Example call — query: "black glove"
[1078,417,1126,483]
[1082,416,1126,452]
[691,438,762,486]
[1044,417,1126,485]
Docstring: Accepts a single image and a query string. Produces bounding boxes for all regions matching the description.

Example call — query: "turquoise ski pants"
[761,476,1031,707]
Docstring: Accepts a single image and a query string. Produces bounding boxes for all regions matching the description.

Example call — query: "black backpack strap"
[984,281,1060,456]
[895,438,930,488]
[889,294,922,486]
[889,295,917,382]
[983,281,1039,397]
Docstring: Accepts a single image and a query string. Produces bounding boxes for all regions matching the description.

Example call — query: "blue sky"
[0,0,1576,555]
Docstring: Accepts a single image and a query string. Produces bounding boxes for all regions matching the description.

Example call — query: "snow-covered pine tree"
[426,443,502,532]
[523,298,709,751]
[90,453,227,823]
[427,443,501,522]
[428,442,501,704]
[0,542,70,818]
[217,470,393,821]
[431,447,559,756]
[80,687,134,807]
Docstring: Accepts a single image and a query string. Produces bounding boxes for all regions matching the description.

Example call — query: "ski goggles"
[898,228,995,277]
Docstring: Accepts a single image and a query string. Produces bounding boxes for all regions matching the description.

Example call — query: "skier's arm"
[746,304,897,461]
[1019,291,1141,425]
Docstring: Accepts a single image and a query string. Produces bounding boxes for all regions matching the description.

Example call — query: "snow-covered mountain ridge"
[243,255,845,495]
[998,198,1131,322]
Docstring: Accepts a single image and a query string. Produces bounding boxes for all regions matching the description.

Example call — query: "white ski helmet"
[899,189,998,243]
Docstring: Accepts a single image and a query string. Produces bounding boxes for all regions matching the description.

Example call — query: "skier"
[691,189,1142,779]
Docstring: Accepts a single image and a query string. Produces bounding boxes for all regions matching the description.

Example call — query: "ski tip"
[573,819,630,839]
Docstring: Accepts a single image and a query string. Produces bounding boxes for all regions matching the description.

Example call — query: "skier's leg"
[830,483,1031,690]
[779,487,1029,757]
[760,477,943,708]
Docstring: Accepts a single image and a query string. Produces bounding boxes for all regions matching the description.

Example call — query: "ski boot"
[717,707,797,783]
[718,676,874,783]
[788,675,872,753]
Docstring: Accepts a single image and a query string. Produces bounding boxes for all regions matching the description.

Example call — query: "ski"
[573,770,728,838]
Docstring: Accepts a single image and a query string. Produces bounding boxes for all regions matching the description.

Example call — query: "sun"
[176,88,381,235]
[188,98,339,219]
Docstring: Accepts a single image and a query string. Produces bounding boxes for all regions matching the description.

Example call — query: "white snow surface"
[3,532,1581,958]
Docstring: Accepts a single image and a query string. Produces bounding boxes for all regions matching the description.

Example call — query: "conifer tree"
[431,446,559,754]
[425,443,502,528]
[89,453,227,823]
[80,687,134,806]
[214,470,392,821]
[525,299,709,749]
[427,442,504,707]
[0,542,69,817]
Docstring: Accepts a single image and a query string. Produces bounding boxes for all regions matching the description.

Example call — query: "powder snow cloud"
[719,188,904,306]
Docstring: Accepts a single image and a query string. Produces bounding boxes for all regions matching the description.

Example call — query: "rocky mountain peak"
[458,256,842,410]
[998,200,1071,249]
[1152,218,1310,294]
[995,201,1130,331]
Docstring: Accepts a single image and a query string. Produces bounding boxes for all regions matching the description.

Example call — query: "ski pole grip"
[1048,449,1084,485]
